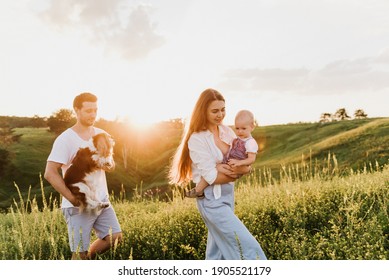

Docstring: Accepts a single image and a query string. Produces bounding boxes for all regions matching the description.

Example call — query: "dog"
[64,132,115,213]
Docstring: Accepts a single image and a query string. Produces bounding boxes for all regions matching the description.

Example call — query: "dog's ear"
[102,133,115,148]
[107,134,115,147]
[93,133,114,156]
[92,133,101,149]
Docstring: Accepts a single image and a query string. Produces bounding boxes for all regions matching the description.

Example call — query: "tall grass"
[0,176,69,259]
[1,160,388,260]
[237,161,388,260]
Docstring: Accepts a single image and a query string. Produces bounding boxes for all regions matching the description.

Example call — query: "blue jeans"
[196,183,267,260]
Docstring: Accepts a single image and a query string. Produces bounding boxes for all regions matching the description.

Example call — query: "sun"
[127,117,156,131]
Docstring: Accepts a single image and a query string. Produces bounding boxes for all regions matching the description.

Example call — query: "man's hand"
[68,194,81,207]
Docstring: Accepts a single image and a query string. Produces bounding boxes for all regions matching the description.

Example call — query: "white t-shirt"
[47,127,109,208]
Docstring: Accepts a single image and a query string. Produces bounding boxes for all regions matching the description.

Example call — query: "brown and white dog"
[64,133,115,212]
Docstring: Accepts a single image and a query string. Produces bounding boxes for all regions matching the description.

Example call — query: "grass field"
[0,160,388,260]
[0,118,388,259]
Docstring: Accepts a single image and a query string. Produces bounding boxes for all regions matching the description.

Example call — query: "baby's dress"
[222,138,247,163]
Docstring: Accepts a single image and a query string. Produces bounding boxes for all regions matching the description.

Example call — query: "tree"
[354,109,368,119]
[47,109,76,134]
[334,108,351,121]
[319,113,333,123]
[0,148,10,177]
[30,115,47,128]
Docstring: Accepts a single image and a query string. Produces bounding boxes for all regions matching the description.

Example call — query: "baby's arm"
[228,152,256,167]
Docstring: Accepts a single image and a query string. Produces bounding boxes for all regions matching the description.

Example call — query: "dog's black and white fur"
[64,133,115,212]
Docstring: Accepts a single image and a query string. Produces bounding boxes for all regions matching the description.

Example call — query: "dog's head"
[89,133,115,171]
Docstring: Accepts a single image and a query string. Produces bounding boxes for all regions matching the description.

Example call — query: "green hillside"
[253,117,389,172]
[1,117,388,210]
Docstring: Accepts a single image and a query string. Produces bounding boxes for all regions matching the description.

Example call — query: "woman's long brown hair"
[168,88,225,186]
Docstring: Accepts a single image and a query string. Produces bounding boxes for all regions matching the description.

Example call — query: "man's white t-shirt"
[47,127,109,208]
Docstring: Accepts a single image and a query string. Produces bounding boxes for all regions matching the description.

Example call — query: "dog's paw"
[87,200,99,209]
[99,202,110,209]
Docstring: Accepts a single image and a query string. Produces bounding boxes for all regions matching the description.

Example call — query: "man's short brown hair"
[73,92,98,110]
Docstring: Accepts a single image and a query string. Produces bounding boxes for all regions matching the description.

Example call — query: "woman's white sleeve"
[188,135,217,185]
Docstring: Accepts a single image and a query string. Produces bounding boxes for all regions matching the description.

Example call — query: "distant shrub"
[0,148,10,177]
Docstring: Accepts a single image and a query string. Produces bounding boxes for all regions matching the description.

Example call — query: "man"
[44,92,122,259]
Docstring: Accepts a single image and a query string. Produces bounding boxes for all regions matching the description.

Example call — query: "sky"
[1,0,389,126]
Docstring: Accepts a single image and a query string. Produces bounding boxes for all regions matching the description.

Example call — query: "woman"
[169,88,267,260]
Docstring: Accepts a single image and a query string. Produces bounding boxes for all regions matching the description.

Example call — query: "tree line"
[319,108,368,123]
[0,111,184,185]
[0,107,371,179]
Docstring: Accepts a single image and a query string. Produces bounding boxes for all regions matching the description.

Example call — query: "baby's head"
[234,110,256,138]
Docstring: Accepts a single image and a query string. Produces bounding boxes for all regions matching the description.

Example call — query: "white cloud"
[221,49,389,96]
[37,0,164,60]
[375,47,389,64]
[309,57,389,94]
[222,68,309,92]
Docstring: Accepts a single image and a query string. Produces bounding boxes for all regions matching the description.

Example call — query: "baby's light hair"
[235,110,256,126]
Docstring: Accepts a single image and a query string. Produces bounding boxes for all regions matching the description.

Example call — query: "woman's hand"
[231,165,251,176]
[216,163,239,179]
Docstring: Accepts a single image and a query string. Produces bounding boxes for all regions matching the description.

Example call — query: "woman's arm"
[212,163,237,184]
[232,165,251,178]
[189,134,238,185]
[232,164,252,175]
[217,163,251,176]
[213,173,236,184]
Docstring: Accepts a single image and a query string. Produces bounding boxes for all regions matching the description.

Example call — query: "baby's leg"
[195,177,208,194]
[185,177,208,198]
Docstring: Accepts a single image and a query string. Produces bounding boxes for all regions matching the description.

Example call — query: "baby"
[185,110,258,198]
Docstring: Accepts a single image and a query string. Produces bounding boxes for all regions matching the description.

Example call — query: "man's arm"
[44,161,80,206]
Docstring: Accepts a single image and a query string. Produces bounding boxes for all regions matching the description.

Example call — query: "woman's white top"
[188,124,236,199]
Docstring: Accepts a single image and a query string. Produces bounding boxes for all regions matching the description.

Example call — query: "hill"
[253,117,389,172]
[0,117,388,209]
